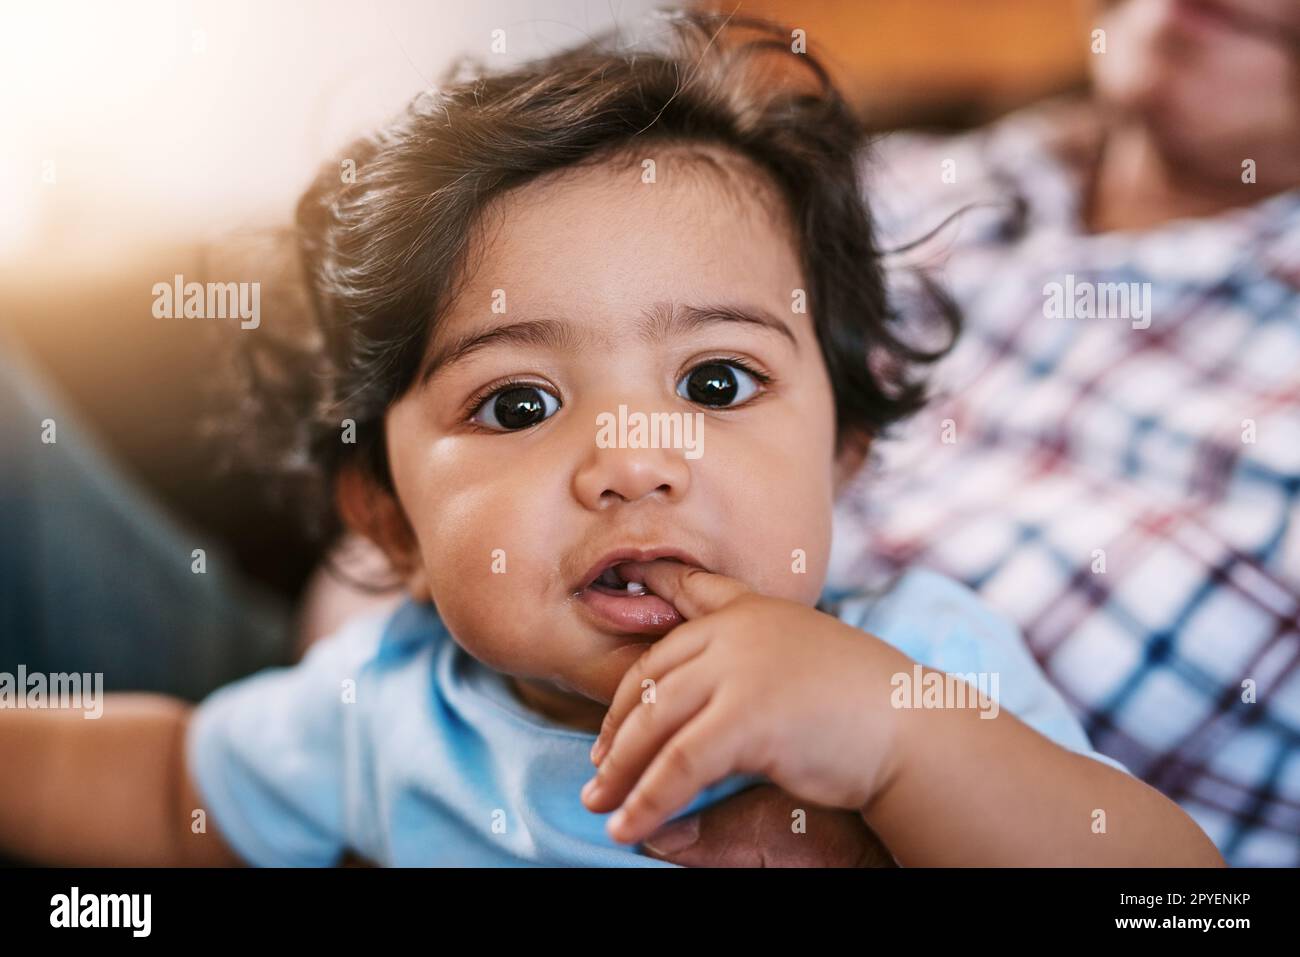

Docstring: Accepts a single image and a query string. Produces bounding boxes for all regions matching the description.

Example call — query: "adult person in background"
[830,0,1300,865]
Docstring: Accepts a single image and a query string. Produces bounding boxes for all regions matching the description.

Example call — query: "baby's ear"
[334,463,431,602]
[833,429,872,494]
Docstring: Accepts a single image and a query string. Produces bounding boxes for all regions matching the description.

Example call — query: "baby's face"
[383,145,841,728]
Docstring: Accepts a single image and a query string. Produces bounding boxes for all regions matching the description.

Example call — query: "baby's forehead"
[454,143,804,314]
[473,140,790,254]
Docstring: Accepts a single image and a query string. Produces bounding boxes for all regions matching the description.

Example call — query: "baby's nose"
[572,422,693,509]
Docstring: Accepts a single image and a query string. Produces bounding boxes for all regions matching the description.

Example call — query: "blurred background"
[0,0,1096,600]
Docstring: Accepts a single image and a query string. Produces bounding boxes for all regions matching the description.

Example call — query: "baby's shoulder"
[824,567,1024,674]
[823,568,1133,777]
[305,599,448,673]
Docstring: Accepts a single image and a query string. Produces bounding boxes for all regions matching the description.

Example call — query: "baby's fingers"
[620,560,750,620]
[603,702,743,846]
[591,621,710,766]
[582,663,712,814]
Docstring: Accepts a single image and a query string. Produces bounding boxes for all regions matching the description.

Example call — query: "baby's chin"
[496,648,646,733]
[442,610,654,703]
[533,634,659,709]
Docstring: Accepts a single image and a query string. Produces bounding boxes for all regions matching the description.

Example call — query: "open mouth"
[574,550,701,637]
[586,562,655,597]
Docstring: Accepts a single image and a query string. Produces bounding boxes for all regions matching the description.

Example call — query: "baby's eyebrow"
[639,302,799,351]
[418,300,798,385]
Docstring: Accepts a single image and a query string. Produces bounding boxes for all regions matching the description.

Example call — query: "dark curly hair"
[224,7,959,559]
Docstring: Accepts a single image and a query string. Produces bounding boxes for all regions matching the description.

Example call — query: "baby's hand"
[581,561,914,847]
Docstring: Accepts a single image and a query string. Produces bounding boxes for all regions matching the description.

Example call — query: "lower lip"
[576,586,683,637]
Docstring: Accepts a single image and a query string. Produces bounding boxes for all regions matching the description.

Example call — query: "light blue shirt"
[186,567,1129,866]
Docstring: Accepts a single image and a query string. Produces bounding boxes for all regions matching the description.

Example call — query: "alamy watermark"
[890,664,1000,719]
[152,273,260,330]
[1043,274,1151,330]
[596,405,704,459]
[50,887,150,937]
[0,666,103,719]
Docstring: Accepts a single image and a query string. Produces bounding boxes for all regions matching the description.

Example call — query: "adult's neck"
[1083,119,1282,234]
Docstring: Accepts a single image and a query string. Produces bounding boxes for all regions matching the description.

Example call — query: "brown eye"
[676,362,759,407]
[471,385,560,431]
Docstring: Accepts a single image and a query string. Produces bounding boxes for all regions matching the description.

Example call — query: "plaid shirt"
[830,98,1300,866]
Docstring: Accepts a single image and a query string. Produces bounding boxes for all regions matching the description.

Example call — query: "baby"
[0,11,1223,867]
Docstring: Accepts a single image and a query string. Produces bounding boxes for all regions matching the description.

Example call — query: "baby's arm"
[585,562,1227,865]
[0,694,244,866]
[863,702,1226,866]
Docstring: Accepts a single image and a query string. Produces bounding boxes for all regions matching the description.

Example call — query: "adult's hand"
[640,783,897,867]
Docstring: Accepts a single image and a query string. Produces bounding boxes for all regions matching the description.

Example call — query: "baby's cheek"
[416,510,520,658]
[751,551,829,606]
[421,491,573,673]
[428,567,548,681]
[732,483,833,604]
[425,556,507,661]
